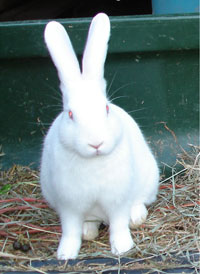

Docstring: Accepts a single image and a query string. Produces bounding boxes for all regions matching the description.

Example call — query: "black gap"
[0,0,152,22]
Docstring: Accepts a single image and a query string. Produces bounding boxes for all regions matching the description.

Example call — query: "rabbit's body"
[40,13,159,260]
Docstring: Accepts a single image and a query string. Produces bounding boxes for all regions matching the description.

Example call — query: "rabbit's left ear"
[44,21,81,89]
[82,13,110,80]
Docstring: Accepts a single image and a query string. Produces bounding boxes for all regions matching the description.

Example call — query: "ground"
[0,145,199,273]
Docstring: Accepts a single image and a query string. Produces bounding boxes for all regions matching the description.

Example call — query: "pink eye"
[68,110,73,120]
[106,104,109,114]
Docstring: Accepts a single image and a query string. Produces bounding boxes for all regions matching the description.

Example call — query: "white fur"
[40,13,159,260]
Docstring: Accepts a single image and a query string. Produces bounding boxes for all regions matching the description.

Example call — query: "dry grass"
[0,144,199,273]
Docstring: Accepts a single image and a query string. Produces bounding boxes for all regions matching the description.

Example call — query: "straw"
[0,144,199,272]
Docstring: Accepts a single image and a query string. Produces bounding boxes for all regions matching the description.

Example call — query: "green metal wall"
[0,14,199,171]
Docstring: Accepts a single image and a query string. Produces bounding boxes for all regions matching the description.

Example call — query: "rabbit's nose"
[89,142,103,150]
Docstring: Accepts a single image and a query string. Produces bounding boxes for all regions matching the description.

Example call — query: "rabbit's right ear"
[82,13,110,81]
[44,21,81,89]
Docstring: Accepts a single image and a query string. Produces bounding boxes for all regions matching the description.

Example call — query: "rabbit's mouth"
[94,148,104,157]
[96,150,101,156]
[88,142,104,156]
[87,147,107,158]
[76,143,114,159]
[87,139,118,158]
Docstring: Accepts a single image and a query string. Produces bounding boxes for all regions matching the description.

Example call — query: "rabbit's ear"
[44,21,81,88]
[82,13,110,80]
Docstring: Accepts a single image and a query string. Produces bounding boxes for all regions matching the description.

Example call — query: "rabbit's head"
[44,13,123,158]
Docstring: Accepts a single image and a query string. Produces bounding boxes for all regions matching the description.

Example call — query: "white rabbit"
[40,13,159,260]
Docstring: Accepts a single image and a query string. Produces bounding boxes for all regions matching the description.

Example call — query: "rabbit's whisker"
[47,94,62,104]
[128,108,148,114]
[108,82,134,100]
[43,82,60,94]
[107,71,118,94]
[41,105,62,111]
[28,122,52,126]
[110,95,129,103]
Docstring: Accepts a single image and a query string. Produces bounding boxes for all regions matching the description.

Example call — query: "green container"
[0,14,199,172]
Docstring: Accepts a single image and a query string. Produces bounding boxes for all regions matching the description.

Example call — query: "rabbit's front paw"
[111,231,134,255]
[57,237,81,260]
[82,221,99,240]
[130,204,148,228]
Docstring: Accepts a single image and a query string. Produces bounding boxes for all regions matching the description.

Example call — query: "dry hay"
[0,144,199,273]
